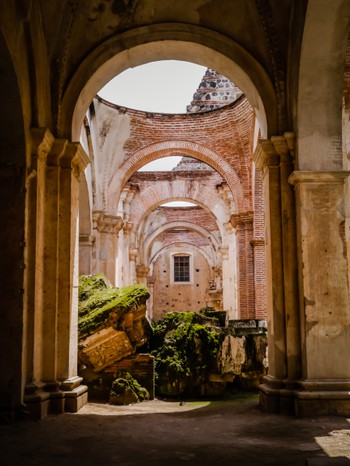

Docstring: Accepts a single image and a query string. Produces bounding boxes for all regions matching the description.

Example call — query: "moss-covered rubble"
[78,274,150,341]
[109,370,150,405]
[149,311,223,397]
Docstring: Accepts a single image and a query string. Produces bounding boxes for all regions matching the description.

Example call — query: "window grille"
[174,255,190,282]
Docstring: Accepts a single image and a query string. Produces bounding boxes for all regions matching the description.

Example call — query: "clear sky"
[98,60,207,114]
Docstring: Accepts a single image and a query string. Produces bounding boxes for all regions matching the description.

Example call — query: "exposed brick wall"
[128,171,226,230]
[96,95,253,211]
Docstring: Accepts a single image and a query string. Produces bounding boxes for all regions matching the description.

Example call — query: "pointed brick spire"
[187,69,243,113]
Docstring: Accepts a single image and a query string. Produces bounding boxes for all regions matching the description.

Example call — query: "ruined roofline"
[94,92,247,119]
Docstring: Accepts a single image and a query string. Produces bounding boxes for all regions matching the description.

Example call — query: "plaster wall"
[152,247,211,321]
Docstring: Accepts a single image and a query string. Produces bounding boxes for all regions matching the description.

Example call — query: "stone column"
[79,234,95,276]
[230,212,255,319]
[253,133,300,414]
[129,248,139,285]
[136,265,150,285]
[24,130,90,417]
[146,275,154,320]
[290,170,350,416]
[92,211,123,285]
[56,141,89,413]
[24,128,55,418]
[220,247,237,320]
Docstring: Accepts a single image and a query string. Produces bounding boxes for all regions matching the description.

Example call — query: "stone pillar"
[24,129,90,418]
[92,211,123,285]
[136,265,150,285]
[146,275,154,320]
[253,133,300,414]
[129,248,139,285]
[56,141,90,413]
[231,212,255,319]
[79,235,95,276]
[290,170,350,416]
[220,247,237,320]
[251,239,266,319]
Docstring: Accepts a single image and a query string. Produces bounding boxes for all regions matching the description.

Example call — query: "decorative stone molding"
[253,132,295,170]
[250,239,265,247]
[216,182,236,213]
[79,234,95,246]
[136,265,149,278]
[31,128,55,165]
[123,221,133,234]
[230,211,254,228]
[59,142,89,180]
[92,210,123,234]
[129,248,139,261]
[289,170,350,186]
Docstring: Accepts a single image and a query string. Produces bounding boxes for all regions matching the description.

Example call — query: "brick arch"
[141,221,220,265]
[131,195,226,243]
[109,140,245,212]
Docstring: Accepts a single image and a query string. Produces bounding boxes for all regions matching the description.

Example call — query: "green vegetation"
[149,311,222,396]
[78,274,150,340]
[109,371,150,404]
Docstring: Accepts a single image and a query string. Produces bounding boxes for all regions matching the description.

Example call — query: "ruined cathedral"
[1,0,350,420]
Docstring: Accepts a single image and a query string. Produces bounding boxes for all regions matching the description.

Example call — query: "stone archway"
[62,24,276,141]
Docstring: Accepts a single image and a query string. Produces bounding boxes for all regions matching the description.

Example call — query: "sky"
[99,60,206,172]
[98,60,207,114]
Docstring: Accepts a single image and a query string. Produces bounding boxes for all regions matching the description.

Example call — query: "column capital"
[129,248,139,261]
[136,265,149,277]
[31,128,55,166]
[123,221,133,234]
[289,170,350,186]
[230,211,254,228]
[59,142,89,180]
[92,210,124,234]
[253,132,295,169]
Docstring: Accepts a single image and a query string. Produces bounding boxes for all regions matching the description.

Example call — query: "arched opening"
[76,53,268,401]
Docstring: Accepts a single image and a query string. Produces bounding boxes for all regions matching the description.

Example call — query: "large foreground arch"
[61,24,276,141]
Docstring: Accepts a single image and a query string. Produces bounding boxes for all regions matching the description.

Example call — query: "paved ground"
[1,393,350,466]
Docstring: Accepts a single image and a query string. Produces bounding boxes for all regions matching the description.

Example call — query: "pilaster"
[136,264,150,285]
[231,211,255,319]
[254,132,300,414]
[24,130,89,418]
[92,210,123,285]
[289,170,350,416]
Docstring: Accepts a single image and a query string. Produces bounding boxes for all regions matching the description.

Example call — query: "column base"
[23,377,88,419]
[24,383,51,420]
[260,377,350,416]
[294,379,350,417]
[259,375,296,415]
[60,376,88,413]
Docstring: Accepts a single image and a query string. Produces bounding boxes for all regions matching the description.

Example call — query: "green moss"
[149,312,222,396]
[78,274,150,340]
[109,370,150,404]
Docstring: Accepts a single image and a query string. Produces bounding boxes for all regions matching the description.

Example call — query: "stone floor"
[1,393,350,466]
